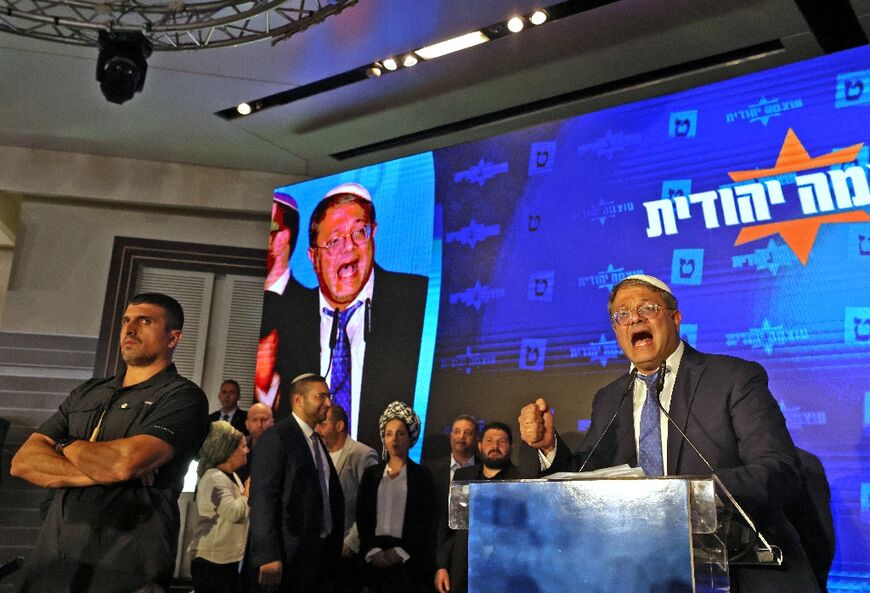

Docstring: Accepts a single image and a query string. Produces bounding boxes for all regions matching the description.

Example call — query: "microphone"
[364,298,372,342]
[328,307,340,350]
[578,368,638,472]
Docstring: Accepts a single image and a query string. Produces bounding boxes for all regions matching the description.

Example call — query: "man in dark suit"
[435,421,525,593]
[519,274,820,593]
[208,379,248,435]
[248,373,344,593]
[256,191,317,409]
[266,182,428,449]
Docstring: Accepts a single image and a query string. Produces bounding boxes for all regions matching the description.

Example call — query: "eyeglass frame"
[314,224,374,256]
[610,303,673,327]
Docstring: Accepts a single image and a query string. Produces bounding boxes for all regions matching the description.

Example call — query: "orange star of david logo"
[728,129,869,264]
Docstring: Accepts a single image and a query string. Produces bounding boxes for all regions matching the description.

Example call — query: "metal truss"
[0,0,357,49]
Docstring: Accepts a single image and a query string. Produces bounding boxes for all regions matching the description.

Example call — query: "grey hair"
[197,421,243,478]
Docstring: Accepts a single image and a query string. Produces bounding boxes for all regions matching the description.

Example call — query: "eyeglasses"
[610,303,670,326]
[316,225,372,256]
[307,391,332,402]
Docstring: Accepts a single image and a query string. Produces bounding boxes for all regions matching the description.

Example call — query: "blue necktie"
[324,300,363,418]
[638,371,664,476]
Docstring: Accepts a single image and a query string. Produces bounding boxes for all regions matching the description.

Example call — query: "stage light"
[402,53,418,67]
[530,10,548,25]
[236,102,252,115]
[366,64,383,77]
[383,57,398,71]
[415,31,489,60]
[507,16,524,33]
[96,31,153,104]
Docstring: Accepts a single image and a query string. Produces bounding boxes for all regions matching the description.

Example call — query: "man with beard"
[434,422,524,593]
[11,293,209,593]
[269,182,428,449]
[248,373,344,593]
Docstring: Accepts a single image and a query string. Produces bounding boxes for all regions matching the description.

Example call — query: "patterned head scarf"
[378,401,421,458]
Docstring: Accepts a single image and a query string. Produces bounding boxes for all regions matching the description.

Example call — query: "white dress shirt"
[541,341,686,473]
[318,269,375,440]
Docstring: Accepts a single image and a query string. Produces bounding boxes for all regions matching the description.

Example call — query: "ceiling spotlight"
[236,102,252,115]
[382,57,398,71]
[366,64,383,77]
[96,31,153,104]
[529,10,548,25]
[402,53,418,67]
[507,16,525,33]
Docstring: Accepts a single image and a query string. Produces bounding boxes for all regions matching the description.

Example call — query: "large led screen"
[261,45,870,587]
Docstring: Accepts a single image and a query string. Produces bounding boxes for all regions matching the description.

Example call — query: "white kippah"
[291,372,319,383]
[323,182,372,203]
[622,274,673,295]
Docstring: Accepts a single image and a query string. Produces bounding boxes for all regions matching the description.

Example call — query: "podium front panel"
[467,479,695,593]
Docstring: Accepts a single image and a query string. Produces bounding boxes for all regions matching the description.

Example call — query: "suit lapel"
[335,438,352,474]
[666,344,704,474]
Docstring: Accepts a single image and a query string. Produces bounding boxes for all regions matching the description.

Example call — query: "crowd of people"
[9,271,830,593]
[190,374,516,593]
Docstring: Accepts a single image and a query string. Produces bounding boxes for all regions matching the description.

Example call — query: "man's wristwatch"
[54,436,78,455]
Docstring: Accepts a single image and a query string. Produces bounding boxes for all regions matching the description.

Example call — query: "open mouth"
[337,260,358,279]
[631,330,653,347]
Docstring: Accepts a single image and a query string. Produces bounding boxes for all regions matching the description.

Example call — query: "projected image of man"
[269,182,427,449]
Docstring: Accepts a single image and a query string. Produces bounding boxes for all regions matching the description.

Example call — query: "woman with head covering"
[356,401,437,593]
[189,421,250,593]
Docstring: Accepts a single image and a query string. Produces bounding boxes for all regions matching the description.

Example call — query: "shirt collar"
[292,412,316,439]
[630,340,685,377]
[111,363,179,390]
[266,269,290,295]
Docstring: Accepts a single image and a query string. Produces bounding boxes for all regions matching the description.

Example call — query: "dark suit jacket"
[357,460,437,590]
[540,342,819,593]
[268,265,428,450]
[248,416,344,592]
[209,407,249,435]
[436,462,525,593]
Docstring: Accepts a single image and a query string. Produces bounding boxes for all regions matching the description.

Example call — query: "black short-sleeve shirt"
[23,364,210,593]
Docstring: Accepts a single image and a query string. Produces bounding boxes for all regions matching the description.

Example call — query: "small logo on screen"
[725,95,804,126]
[661,179,692,201]
[671,249,704,285]
[528,141,557,175]
[519,339,547,371]
[668,110,698,138]
[454,159,509,186]
[527,272,555,301]
[732,238,798,276]
[845,308,870,345]
[835,70,870,108]
[445,219,500,249]
[726,318,809,355]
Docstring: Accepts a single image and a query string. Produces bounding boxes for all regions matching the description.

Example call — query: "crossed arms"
[10,432,174,488]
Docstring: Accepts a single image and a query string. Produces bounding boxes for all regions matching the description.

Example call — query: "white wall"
[0,144,304,336]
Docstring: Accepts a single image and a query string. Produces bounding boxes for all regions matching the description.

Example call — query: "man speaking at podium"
[518,274,820,593]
